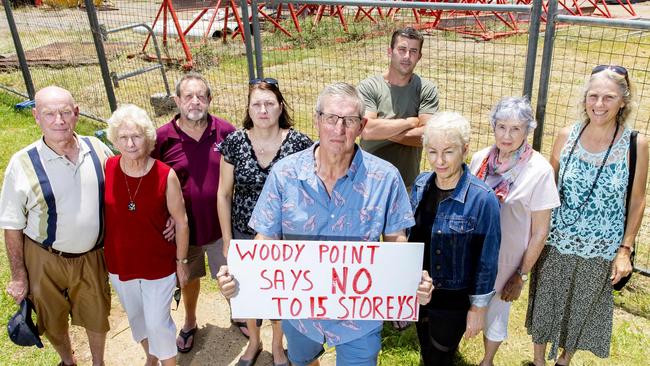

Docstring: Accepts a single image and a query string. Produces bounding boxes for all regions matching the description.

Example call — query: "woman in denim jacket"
[410,112,501,366]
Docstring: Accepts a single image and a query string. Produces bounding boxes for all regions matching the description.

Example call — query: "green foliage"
[379,324,421,365]
[375,281,650,365]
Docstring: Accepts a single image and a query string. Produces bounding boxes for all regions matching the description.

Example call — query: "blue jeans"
[282,320,382,366]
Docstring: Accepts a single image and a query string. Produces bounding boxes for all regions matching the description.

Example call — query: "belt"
[28,237,103,259]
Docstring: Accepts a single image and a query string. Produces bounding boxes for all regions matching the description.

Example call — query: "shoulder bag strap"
[626,130,638,220]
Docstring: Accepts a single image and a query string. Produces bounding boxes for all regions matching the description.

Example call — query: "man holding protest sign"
[218,82,433,366]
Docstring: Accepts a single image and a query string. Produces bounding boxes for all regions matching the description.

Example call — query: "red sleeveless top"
[104,156,176,280]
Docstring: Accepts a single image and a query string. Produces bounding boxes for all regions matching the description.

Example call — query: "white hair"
[106,104,157,154]
[315,82,365,118]
[422,111,471,147]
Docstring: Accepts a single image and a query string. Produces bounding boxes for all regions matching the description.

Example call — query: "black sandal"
[177,326,198,353]
[391,320,412,331]
[57,352,76,366]
[231,319,250,339]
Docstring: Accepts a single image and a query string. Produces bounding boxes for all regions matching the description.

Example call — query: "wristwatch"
[517,268,529,282]
[176,258,189,264]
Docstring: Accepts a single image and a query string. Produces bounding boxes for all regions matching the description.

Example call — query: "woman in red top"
[104,104,189,366]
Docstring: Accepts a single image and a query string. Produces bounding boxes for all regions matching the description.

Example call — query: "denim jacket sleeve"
[407,172,431,238]
[468,188,501,307]
[469,292,495,308]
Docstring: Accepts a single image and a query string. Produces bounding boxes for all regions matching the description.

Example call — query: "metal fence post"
[240,0,256,80]
[84,0,117,113]
[250,0,264,78]
[523,0,542,100]
[532,0,558,151]
[3,0,35,99]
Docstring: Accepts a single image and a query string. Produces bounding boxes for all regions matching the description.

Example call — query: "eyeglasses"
[317,111,362,129]
[592,65,630,85]
[249,78,279,87]
[40,108,76,123]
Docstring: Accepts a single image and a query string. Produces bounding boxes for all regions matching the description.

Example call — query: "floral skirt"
[525,245,613,359]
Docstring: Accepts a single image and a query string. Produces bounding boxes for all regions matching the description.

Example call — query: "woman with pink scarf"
[469,97,560,366]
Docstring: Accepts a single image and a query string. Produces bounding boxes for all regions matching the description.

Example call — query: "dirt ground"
[0,42,134,69]
[68,281,337,366]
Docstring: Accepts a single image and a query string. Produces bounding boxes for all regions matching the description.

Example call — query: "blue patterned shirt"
[249,143,415,346]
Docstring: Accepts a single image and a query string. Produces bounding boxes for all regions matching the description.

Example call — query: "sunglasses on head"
[592,64,627,75]
[249,78,279,87]
[591,65,629,84]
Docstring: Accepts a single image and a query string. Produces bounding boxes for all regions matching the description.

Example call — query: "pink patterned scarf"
[475,142,533,203]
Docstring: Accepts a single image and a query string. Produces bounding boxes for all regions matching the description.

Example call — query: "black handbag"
[613,130,638,291]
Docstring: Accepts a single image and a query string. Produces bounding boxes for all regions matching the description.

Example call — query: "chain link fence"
[94,0,252,123]
[1,0,254,123]
[535,19,650,156]
[0,1,113,119]
[252,1,536,151]
[1,1,536,131]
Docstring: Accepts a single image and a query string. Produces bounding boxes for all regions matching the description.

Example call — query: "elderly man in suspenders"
[0,86,113,366]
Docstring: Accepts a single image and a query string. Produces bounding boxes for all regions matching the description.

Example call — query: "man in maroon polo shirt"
[152,72,236,353]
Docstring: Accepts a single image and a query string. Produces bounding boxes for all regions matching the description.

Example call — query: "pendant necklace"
[123,166,145,212]
[557,122,619,227]
[251,129,282,155]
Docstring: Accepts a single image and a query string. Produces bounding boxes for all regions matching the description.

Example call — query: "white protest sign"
[228,240,424,321]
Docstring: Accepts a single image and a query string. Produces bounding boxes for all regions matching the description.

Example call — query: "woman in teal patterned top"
[525,65,648,366]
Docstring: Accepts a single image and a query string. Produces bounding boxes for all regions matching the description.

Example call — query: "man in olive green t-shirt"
[358,27,439,188]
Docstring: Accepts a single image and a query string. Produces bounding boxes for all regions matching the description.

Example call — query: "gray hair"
[175,72,212,98]
[422,111,471,147]
[106,104,157,155]
[490,96,537,133]
[579,68,635,126]
[315,82,366,118]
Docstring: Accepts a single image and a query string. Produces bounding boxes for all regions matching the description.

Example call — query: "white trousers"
[109,272,177,360]
[484,294,512,342]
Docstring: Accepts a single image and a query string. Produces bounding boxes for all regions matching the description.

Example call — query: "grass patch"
[380,325,421,365]
[0,27,90,55]
[614,274,650,319]
[263,15,393,50]
[376,280,650,365]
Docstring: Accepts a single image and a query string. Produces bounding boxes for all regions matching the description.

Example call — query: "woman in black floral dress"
[217,78,312,366]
